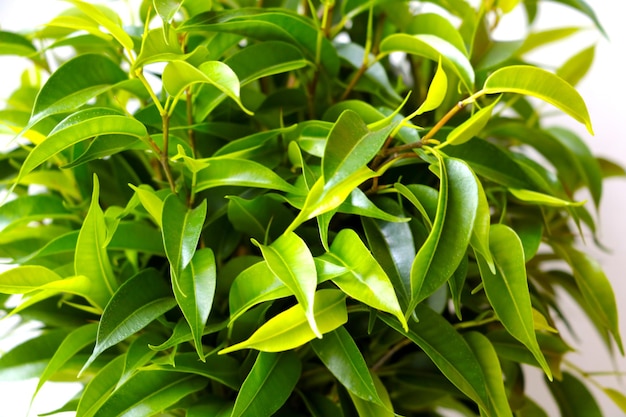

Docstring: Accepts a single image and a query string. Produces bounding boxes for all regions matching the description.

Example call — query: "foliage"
[0,0,624,416]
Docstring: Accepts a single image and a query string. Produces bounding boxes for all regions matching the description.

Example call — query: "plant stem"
[371,338,412,372]
[160,112,176,192]
[185,87,196,157]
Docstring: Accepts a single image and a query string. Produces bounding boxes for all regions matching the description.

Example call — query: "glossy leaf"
[0,266,64,294]
[0,329,68,381]
[18,111,148,181]
[174,248,216,360]
[380,306,490,412]
[406,13,467,54]
[229,261,292,324]
[130,185,165,228]
[64,0,134,50]
[0,31,37,57]
[548,372,603,417]
[157,352,241,390]
[76,355,125,417]
[348,372,395,417]
[219,289,347,354]
[252,232,319,337]
[310,327,381,404]
[154,0,184,25]
[408,156,478,314]
[81,269,177,374]
[133,27,184,69]
[445,99,498,146]
[379,33,474,90]
[232,351,301,417]
[476,224,552,379]
[464,332,513,417]
[557,45,595,86]
[482,65,593,134]
[194,157,300,194]
[509,188,585,207]
[162,194,207,276]
[162,60,251,114]
[552,243,624,354]
[92,371,207,417]
[0,194,74,233]
[415,57,448,115]
[323,110,395,188]
[30,54,127,122]
[325,229,407,331]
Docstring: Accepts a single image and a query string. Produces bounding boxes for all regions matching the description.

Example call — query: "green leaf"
[162,194,207,276]
[548,372,603,417]
[509,188,585,207]
[415,57,448,115]
[156,352,241,390]
[30,54,127,123]
[464,332,513,417]
[406,13,468,54]
[348,372,395,417]
[174,248,216,360]
[229,261,292,324]
[219,289,347,354]
[380,305,490,412]
[476,224,552,379]
[552,243,624,354]
[193,157,300,194]
[325,229,407,331]
[76,355,125,417]
[0,194,74,233]
[162,60,251,114]
[64,0,134,50]
[0,266,64,294]
[17,110,148,181]
[547,0,606,36]
[130,185,165,228]
[557,45,595,86]
[154,0,184,24]
[133,27,185,69]
[227,195,293,242]
[92,371,207,417]
[408,155,478,314]
[379,33,474,91]
[323,110,396,189]
[0,329,68,381]
[232,351,301,417]
[0,31,37,57]
[445,99,498,146]
[482,65,593,134]
[81,269,177,374]
[310,327,381,404]
[517,27,582,55]
[252,232,320,337]
[603,387,626,413]
[33,323,98,399]
[74,175,117,310]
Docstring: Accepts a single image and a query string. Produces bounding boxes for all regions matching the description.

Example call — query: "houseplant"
[0,0,624,415]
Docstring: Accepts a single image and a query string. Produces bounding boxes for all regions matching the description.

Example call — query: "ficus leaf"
[476,224,552,379]
[252,232,320,337]
[408,155,478,316]
[231,351,301,417]
[415,57,447,115]
[81,269,177,375]
[548,372,603,417]
[219,289,347,354]
[482,65,593,134]
[445,99,499,146]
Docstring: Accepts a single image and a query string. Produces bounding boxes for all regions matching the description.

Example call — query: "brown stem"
[185,88,196,157]
[340,62,368,101]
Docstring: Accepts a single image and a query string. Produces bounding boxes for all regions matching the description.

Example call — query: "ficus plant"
[0,0,624,415]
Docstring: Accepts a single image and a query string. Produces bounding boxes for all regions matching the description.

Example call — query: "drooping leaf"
[557,45,595,86]
[219,289,347,354]
[252,232,320,337]
[379,33,475,91]
[76,355,125,417]
[63,0,134,50]
[33,323,98,400]
[552,243,624,354]
[482,65,593,134]
[173,248,216,360]
[324,229,408,331]
[310,327,381,404]
[81,269,177,374]
[92,370,207,417]
[464,332,513,417]
[232,351,301,417]
[0,31,37,57]
[509,188,585,207]
[547,372,603,417]
[380,305,490,412]
[476,224,552,379]
[408,155,478,315]
[347,372,395,417]
[162,194,207,276]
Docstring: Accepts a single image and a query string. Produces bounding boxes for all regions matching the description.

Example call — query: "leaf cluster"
[0,0,625,416]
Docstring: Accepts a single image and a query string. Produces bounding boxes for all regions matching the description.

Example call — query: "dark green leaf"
[232,351,301,417]
[548,372,603,417]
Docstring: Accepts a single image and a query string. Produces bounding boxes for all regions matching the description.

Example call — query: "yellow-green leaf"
[415,57,447,115]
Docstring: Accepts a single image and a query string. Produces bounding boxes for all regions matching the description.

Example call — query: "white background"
[0,1,625,416]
